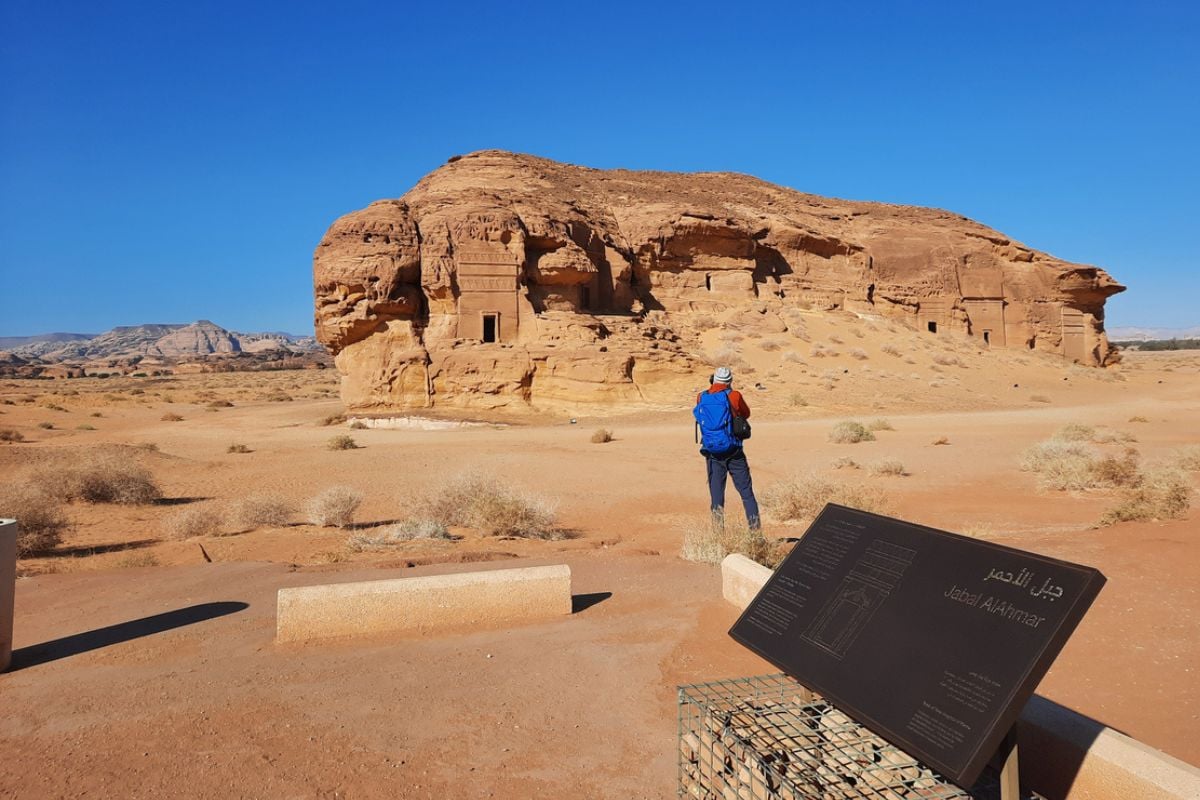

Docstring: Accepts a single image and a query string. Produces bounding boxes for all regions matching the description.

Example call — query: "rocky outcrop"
[313,150,1124,412]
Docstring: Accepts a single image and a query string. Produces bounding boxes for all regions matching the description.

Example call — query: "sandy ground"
[1,345,1198,798]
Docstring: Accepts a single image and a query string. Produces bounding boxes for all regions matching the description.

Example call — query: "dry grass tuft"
[1128,415,1150,423]
[680,515,782,567]
[849,348,868,360]
[870,459,908,477]
[1174,445,1200,471]
[234,493,294,529]
[37,421,54,430]
[419,472,560,539]
[788,392,808,408]
[164,505,225,539]
[932,353,963,367]
[590,428,614,444]
[34,450,162,505]
[1019,441,1097,490]
[349,420,368,430]
[348,519,453,551]
[326,434,359,451]
[226,443,252,454]
[306,486,364,528]
[880,343,902,357]
[160,412,184,422]
[1054,423,1095,442]
[762,473,891,525]
[1100,467,1192,526]
[321,413,347,426]
[1030,394,1052,404]
[1,428,25,443]
[831,457,859,470]
[866,418,894,432]
[0,482,71,555]
[931,436,951,446]
[759,339,784,352]
[828,421,875,444]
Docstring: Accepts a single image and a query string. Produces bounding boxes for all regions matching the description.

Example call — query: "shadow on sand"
[7,601,249,672]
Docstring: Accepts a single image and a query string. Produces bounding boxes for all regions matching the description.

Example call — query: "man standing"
[693,366,761,530]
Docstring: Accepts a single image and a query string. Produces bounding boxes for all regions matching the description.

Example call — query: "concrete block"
[1,519,15,673]
[721,553,773,610]
[1019,695,1200,800]
[277,563,572,643]
[717,551,1200,800]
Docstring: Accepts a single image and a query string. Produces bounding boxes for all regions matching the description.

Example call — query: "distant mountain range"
[1108,326,1200,341]
[0,321,322,363]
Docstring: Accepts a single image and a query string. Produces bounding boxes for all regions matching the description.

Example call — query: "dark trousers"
[705,448,761,530]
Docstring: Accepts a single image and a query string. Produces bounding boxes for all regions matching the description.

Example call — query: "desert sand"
[0,337,1197,798]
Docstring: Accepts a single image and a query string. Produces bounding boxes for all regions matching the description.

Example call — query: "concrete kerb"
[1,519,16,673]
[276,563,572,643]
[718,553,1200,800]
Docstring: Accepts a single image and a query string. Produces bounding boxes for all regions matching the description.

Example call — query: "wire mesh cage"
[678,673,974,800]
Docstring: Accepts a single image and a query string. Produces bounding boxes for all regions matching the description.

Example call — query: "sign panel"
[729,504,1105,787]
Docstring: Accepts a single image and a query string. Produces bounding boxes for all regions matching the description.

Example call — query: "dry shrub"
[1,428,24,443]
[1093,429,1137,444]
[1128,415,1150,423]
[0,483,71,555]
[160,412,184,422]
[1091,448,1142,488]
[1054,423,1095,442]
[782,352,805,364]
[759,339,784,352]
[1019,441,1096,490]
[306,486,364,528]
[207,400,233,408]
[1100,467,1192,526]
[266,392,293,402]
[349,420,368,430]
[866,418,894,432]
[234,493,294,529]
[707,347,750,372]
[680,515,782,568]
[226,443,251,454]
[326,435,358,451]
[348,519,452,551]
[880,343,901,357]
[788,392,808,408]
[420,472,559,539]
[38,421,54,430]
[591,428,614,444]
[932,353,962,367]
[849,348,868,360]
[932,436,951,445]
[829,335,844,345]
[34,450,162,505]
[762,473,891,525]
[1030,394,1052,404]
[321,413,347,426]
[831,457,859,470]
[829,421,875,444]
[1174,445,1200,471]
[870,459,908,477]
[164,505,224,539]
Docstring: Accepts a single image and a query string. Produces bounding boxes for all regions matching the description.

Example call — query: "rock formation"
[313,150,1124,412]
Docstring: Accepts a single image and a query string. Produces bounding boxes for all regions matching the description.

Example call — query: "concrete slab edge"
[276,563,572,643]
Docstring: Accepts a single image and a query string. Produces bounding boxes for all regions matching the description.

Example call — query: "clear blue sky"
[2,0,1197,335]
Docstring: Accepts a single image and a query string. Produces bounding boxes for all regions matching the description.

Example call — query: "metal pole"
[0,519,17,673]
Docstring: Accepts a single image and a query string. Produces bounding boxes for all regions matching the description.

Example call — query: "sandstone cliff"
[313,151,1124,412]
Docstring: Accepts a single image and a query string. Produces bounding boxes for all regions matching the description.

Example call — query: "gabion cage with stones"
[678,673,973,800]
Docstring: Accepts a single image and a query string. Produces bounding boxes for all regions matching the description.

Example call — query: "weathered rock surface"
[313,150,1124,412]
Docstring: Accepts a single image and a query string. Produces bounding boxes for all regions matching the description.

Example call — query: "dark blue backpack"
[694,389,738,454]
